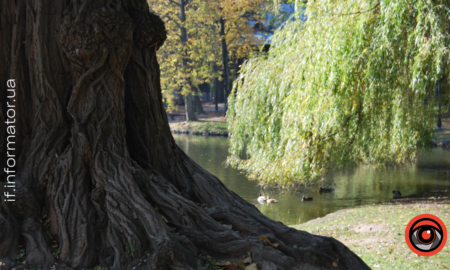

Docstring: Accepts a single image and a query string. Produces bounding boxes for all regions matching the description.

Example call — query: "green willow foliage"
[227,0,449,186]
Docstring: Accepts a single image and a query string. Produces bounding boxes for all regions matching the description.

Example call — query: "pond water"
[174,134,450,225]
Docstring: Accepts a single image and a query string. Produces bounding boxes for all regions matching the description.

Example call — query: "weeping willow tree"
[228,0,449,186]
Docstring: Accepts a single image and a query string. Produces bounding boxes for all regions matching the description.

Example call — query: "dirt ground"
[168,102,226,123]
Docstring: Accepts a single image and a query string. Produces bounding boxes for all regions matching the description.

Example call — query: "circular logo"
[405,214,447,256]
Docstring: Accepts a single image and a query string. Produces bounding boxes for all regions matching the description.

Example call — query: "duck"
[266,196,278,203]
[257,193,267,203]
[393,190,402,198]
[302,196,313,201]
[319,186,334,193]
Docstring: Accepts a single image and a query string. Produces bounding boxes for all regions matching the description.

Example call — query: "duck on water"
[257,193,267,203]
[319,186,334,193]
[266,196,278,204]
[393,190,402,198]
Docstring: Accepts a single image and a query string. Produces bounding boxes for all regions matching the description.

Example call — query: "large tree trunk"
[0,1,370,269]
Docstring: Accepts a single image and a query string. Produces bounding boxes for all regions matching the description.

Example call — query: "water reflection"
[174,134,450,225]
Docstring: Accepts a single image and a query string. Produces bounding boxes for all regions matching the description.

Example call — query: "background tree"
[228,0,449,186]
[185,0,223,115]
[149,0,209,120]
[151,0,265,115]
[0,0,369,269]
[218,0,266,111]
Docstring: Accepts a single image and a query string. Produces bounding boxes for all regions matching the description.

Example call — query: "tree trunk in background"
[220,17,231,114]
[184,93,197,121]
[180,0,197,121]
[193,94,197,112]
[193,87,206,115]
[0,0,370,269]
[214,77,219,111]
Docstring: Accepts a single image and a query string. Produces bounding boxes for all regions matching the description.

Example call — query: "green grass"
[291,204,450,269]
[170,121,228,133]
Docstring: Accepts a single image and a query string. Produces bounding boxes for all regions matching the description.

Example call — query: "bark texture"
[193,89,206,115]
[184,93,197,121]
[0,0,370,269]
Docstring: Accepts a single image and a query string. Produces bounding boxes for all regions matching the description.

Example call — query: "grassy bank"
[435,128,450,143]
[169,121,228,134]
[291,204,450,269]
[434,112,450,143]
[167,111,450,143]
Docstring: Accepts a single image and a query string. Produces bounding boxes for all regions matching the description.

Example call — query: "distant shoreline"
[171,129,229,137]
[171,125,450,147]
[432,140,450,148]
[169,120,229,137]
[171,130,450,147]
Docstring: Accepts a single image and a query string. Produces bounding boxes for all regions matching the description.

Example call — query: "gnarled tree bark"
[0,0,370,269]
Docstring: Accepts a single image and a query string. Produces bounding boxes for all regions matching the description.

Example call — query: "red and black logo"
[405,214,447,256]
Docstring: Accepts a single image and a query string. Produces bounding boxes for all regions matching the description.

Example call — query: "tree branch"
[162,14,182,30]
[168,0,180,6]
[338,2,380,16]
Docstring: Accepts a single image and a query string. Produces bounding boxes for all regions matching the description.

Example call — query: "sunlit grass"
[170,121,228,133]
[291,204,450,269]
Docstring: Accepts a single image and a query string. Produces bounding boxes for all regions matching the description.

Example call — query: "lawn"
[291,204,450,269]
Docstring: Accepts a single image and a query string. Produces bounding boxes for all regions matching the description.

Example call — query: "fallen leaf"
[245,263,258,270]
[160,214,169,223]
[216,262,238,270]
[333,262,338,267]
[216,261,231,266]
[243,252,252,264]
[223,224,233,229]
[259,235,279,248]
